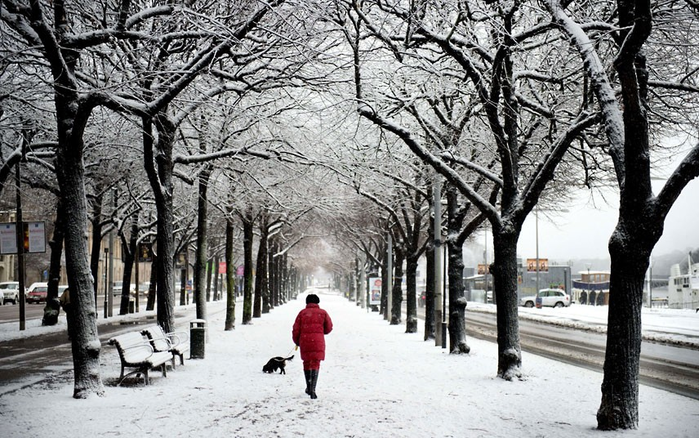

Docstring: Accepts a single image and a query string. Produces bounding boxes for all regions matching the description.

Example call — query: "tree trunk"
[597,231,649,429]
[119,217,138,315]
[194,164,210,321]
[405,256,418,333]
[424,240,435,341]
[146,255,158,311]
[206,258,214,302]
[390,246,404,325]
[491,229,522,380]
[55,103,105,398]
[381,252,389,319]
[144,114,176,334]
[447,187,469,354]
[268,238,277,308]
[225,218,236,330]
[88,192,103,315]
[256,220,270,315]
[43,201,65,326]
[242,211,254,324]
[447,240,469,354]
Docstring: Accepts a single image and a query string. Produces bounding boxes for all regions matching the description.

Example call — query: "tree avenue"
[1,0,699,432]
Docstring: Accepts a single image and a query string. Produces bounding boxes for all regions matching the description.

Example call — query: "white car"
[535,288,571,308]
[519,294,537,308]
[0,281,20,305]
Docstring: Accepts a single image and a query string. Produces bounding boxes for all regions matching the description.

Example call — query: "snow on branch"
[542,0,625,183]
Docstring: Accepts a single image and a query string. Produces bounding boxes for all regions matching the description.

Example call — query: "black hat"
[306,294,320,304]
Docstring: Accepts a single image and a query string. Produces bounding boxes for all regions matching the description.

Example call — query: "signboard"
[218,261,227,274]
[477,264,490,275]
[526,258,549,272]
[175,252,186,268]
[138,242,154,262]
[369,277,381,305]
[0,221,47,254]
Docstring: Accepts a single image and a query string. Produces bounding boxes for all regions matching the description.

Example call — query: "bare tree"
[541,0,699,429]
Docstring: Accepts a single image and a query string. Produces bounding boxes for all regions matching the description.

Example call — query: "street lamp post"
[533,206,569,295]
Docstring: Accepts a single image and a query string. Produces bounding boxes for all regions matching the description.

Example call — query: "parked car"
[113,281,135,296]
[535,288,571,308]
[135,282,151,297]
[26,282,49,304]
[519,294,537,308]
[0,281,21,305]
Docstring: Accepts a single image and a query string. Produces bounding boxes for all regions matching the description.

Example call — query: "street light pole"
[534,205,539,294]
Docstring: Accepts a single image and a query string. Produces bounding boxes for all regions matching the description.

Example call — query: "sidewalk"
[2,289,698,437]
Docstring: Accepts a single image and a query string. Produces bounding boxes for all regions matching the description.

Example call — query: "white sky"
[516,179,699,262]
[516,146,699,262]
[2,291,699,437]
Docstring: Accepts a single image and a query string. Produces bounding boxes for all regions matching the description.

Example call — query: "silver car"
[0,281,20,305]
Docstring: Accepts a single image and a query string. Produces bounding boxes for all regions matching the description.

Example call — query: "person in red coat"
[292,293,333,399]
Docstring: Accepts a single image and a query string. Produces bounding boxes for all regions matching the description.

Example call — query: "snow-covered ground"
[1,290,698,437]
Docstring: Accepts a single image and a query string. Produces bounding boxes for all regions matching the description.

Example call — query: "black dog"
[262,355,294,374]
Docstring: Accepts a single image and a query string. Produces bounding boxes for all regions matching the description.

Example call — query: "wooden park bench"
[141,325,190,368]
[107,331,172,386]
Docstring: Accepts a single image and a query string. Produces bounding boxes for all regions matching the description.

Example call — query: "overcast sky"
[516,150,699,262]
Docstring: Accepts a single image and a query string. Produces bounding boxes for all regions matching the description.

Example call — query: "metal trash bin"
[190,319,206,359]
[128,299,135,314]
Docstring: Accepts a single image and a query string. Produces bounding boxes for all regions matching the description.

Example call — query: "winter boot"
[304,370,312,396]
[309,369,319,399]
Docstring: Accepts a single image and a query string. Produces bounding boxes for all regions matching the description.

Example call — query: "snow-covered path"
[1,289,698,437]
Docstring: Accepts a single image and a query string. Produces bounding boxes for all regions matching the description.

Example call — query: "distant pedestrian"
[292,293,333,399]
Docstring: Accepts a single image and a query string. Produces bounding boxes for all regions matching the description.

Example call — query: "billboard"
[0,221,47,254]
[368,277,381,305]
[526,258,549,272]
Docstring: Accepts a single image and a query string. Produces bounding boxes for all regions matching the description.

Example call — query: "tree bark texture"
[43,202,65,326]
[597,230,650,429]
[146,113,177,335]
[225,219,236,330]
[255,218,269,316]
[390,246,404,325]
[119,217,138,315]
[242,211,254,324]
[405,256,418,333]
[194,165,210,321]
[491,229,522,380]
[55,106,105,398]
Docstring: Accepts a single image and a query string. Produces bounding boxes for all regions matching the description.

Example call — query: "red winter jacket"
[292,303,333,362]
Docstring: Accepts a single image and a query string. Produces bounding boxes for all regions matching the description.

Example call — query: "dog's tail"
[285,355,294,361]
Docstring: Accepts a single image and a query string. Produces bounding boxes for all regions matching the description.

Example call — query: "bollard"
[190,319,206,359]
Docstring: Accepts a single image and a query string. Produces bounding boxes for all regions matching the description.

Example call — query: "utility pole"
[15,152,26,331]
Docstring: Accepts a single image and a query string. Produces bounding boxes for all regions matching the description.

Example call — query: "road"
[412,305,699,399]
[466,310,699,399]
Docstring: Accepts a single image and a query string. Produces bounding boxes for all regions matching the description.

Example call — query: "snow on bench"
[141,325,190,368]
[107,331,171,386]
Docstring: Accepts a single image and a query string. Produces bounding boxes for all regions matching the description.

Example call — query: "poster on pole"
[526,258,549,272]
[368,277,381,305]
[0,221,47,254]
